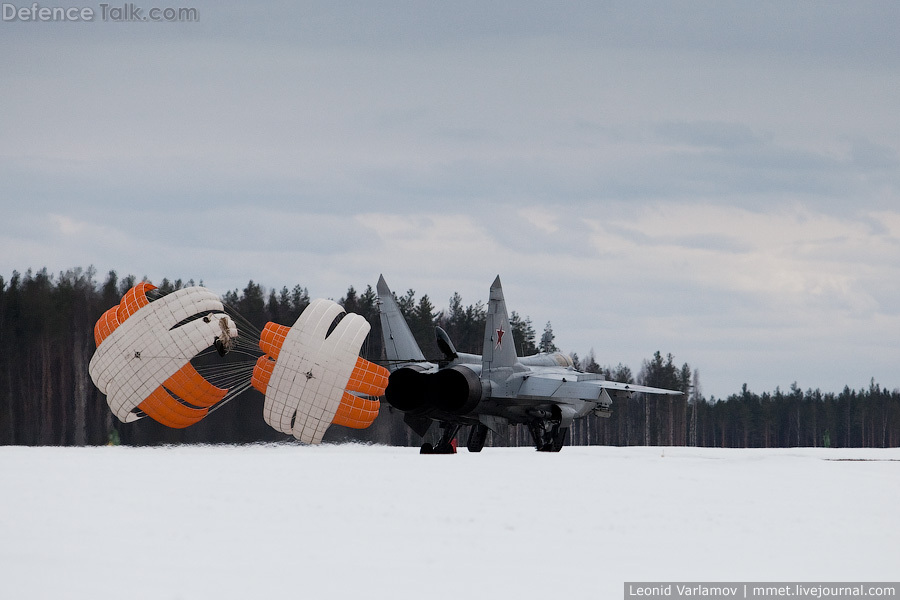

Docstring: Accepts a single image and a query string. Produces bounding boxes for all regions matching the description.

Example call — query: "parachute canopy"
[250,298,389,444]
[89,283,239,428]
[91,283,387,441]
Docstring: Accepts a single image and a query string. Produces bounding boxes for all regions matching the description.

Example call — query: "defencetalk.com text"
[2,3,199,22]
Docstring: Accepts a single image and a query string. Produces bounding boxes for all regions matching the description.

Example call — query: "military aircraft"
[377,274,682,453]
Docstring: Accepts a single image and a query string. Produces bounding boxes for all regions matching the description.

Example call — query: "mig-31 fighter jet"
[377,275,682,453]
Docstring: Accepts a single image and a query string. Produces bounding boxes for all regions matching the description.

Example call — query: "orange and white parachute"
[89,283,239,428]
[91,283,388,442]
[250,298,389,444]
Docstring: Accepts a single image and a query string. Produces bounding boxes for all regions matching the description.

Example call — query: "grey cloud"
[848,138,900,170]
[3,1,900,399]
[207,1,900,69]
[655,121,764,150]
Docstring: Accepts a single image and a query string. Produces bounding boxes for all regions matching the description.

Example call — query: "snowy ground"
[2,444,898,600]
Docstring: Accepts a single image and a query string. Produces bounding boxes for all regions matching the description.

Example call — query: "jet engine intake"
[385,365,483,416]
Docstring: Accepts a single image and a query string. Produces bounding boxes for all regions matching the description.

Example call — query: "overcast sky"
[2,1,899,398]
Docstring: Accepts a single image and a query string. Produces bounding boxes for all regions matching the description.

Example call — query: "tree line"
[1,267,898,448]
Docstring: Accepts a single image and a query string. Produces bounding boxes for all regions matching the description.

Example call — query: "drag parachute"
[90,283,388,442]
[89,283,239,428]
[250,298,389,444]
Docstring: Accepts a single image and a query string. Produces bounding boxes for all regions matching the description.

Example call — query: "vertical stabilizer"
[482,275,519,373]
[377,275,426,370]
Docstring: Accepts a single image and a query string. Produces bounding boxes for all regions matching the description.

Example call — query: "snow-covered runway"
[2,444,897,600]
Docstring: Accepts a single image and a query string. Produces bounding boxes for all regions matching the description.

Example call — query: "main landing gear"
[466,423,488,453]
[528,419,568,452]
[420,422,460,454]
[419,422,489,454]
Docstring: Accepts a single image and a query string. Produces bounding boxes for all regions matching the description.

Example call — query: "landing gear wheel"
[432,441,457,454]
[420,423,461,454]
[530,419,568,452]
[421,441,456,454]
[467,423,488,453]
[549,427,568,452]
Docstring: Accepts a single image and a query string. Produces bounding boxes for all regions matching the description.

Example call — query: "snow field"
[2,444,898,600]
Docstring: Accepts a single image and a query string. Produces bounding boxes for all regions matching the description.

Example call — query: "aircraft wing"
[587,379,683,396]
[515,372,682,400]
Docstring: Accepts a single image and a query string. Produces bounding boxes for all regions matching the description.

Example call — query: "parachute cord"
[203,367,254,388]
[193,361,256,391]
[195,346,260,360]
[206,381,255,415]
[194,364,255,381]
[222,305,263,342]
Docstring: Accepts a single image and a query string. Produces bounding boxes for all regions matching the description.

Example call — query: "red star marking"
[495,326,505,349]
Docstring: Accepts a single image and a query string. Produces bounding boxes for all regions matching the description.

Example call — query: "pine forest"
[1,267,898,448]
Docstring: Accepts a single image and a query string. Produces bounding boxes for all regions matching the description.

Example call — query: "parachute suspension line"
[231,336,265,355]
[192,354,256,387]
[222,304,263,342]
[361,334,371,363]
[235,328,263,346]
[195,345,260,361]
[181,299,269,407]
[221,306,270,369]
[193,358,255,373]
[206,380,255,415]
[193,362,254,379]
[195,363,255,389]
[189,298,260,393]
